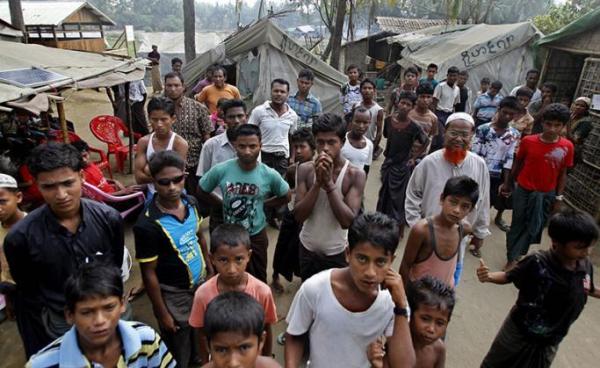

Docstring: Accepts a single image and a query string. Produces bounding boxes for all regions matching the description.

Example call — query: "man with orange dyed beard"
[405,112,490,284]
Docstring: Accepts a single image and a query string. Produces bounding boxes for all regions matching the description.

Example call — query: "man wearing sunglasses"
[405,112,491,283]
[134,150,213,368]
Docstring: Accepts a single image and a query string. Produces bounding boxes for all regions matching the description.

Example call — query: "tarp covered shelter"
[387,22,540,96]
[183,18,347,113]
[137,31,229,76]
[0,40,148,106]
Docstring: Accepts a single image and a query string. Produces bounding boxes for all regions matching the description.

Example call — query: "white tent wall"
[462,43,534,97]
[183,19,346,114]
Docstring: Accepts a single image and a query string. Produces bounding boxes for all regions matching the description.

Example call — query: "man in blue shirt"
[473,80,504,127]
[134,150,212,368]
[287,69,322,129]
[199,124,291,282]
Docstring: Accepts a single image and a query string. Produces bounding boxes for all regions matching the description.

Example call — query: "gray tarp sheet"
[388,22,541,96]
[183,18,347,113]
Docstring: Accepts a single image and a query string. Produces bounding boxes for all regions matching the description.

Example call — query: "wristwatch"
[394,305,410,318]
[555,195,564,201]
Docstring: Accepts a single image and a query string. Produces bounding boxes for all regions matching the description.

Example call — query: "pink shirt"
[188,272,278,328]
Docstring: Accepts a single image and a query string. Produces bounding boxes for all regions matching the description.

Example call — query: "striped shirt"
[27,321,175,368]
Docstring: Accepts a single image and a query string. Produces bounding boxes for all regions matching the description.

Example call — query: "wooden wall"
[31,38,106,53]
[64,7,105,24]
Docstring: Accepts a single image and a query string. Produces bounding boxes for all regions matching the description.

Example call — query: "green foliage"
[533,0,600,34]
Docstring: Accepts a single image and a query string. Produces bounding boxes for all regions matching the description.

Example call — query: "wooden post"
[124,82,134,173]
[56,100,69,143]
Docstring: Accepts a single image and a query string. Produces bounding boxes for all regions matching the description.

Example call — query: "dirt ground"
[1,89,599,367]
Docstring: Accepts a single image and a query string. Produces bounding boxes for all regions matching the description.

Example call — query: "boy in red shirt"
[500,103,574,270]
[189,224,277,364]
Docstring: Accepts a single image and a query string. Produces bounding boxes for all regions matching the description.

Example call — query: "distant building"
[0,1,115,53]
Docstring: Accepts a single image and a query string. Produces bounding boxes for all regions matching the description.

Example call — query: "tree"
[183,0,196,62]
[329,0,347,69]
[533,0,600,34]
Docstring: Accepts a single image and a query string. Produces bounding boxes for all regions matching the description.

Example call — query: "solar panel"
[0,68,69,88]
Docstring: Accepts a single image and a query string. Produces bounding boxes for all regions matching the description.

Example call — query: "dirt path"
[1,90,598,367]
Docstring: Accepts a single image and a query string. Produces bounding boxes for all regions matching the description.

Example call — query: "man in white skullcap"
[405,112,491,284]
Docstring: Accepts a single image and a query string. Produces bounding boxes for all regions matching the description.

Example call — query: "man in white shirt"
[431,66,460,151]
[509,69,542,105]
[197,99,248,231]
[249,79,298,227]
[405,112,490,279]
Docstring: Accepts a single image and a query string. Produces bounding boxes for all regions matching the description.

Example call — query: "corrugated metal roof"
[0,18,22,38]
[376,17,449,34]
[0,1,115,26]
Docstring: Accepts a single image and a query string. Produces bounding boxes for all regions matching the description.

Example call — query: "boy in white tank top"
[294,113,366,281]
[134,96,188,192]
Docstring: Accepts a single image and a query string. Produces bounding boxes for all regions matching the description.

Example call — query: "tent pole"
[125,82,134,173]
[56,99,69,143]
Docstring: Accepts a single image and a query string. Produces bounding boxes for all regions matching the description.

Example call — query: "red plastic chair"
[82,182,146,219]
[115,118,143,142]
[48,130,113,179]
[89,116,136,174]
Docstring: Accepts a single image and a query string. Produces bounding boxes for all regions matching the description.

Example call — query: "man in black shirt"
[4,143,124,358]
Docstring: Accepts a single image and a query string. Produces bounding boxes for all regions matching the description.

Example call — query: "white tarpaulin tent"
[183,18,347,113]
[0,40,148,105]
[387,22,541,96]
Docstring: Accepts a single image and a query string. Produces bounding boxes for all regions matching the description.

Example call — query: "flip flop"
[127,285,145,302]
[469,245,482,258]
[495,218,510,232]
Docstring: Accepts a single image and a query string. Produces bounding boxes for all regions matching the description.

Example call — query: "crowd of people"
[0,55,598,368]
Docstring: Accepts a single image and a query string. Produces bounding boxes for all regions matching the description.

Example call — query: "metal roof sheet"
[0,1,115,26]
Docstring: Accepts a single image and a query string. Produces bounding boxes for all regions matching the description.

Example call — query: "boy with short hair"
[285,212,416,368]
[189,224,277,363]
[409,82,438,154]
[27,263,175,368]
[454,70,471,113]
[134,150,213,368]
[341,64,363,115]
[510,87,535,136]
[432,66,461,150]
[478,209,600,367]
[341,106,374,174]
[355,78,384,159]
[387,67,419,115]
[201,291,280,368]
[478,77,491,97]
[370,276,456,368]
[199,124,291,282]
[400,176,478,288]
[377,91,429,238]
[473,80,504,127]
[419,63,439,89]
[529,82,558,134]
[271,128,316,292]
[0,174,25,320]
[472,96,521,233]
[288,69,322,129]
[501,103,574,270]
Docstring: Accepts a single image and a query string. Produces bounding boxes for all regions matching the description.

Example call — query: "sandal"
[469,244,482,258]
[494,218,510,232]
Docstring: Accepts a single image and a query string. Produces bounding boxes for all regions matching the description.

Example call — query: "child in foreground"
[400,176,477,288]
[369,276,455,368]
[189,224,277,363]
[27,264,175,368]
[285,212,415,368]
[202,291,280,368]
[478,209,600,368]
